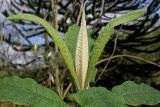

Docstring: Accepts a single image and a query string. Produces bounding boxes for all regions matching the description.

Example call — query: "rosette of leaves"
[0,5,159,107]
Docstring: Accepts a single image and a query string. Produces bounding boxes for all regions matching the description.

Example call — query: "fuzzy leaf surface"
[75,11,89,89]
[7,14,80,89]
[112,81,160,106]
[0,76,69,107]
[64,24,94,63]
[71,87,128,107]
[86,8,147,87]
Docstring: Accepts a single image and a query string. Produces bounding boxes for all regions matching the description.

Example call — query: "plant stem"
[51,0,63,98]
[62,83,72,100]
[96,26,120,82]
[51,0,58,30]
[97,54,160,68]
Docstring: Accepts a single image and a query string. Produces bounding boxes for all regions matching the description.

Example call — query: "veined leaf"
[112,81,160,106]
[71,87,128,107]
[0,76,69,107]
[64,24,94,65]
[7,14,80,90]
[71,81,160,107]
[75,10,89,89]
[86,8,147,87]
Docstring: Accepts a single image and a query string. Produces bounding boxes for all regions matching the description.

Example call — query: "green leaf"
[71,87,128,107]
[65,23,94,90]
[71,81,160,107]
[64,24,94,63]
[7,14,80,90]
[112,81,160,106]
[0,76,69,107]
[86,8,147,87]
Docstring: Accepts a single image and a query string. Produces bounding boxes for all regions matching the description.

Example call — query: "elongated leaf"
[0,76,69,107]
[112,81,160,106]
[86,8,147,87]
[64,24,94,63]
[7,14,80,89]
[75,11,89,89]
[71,87,128,107]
